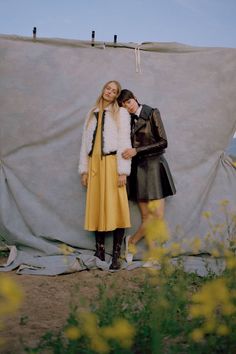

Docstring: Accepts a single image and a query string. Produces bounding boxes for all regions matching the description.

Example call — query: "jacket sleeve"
[136,108,167,156]
[117,107,132,175]
[78,114,89,174]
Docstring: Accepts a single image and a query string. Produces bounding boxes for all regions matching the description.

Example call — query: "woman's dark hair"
[117,89,139,107]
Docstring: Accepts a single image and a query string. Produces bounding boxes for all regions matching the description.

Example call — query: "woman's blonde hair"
[86,80,122,128]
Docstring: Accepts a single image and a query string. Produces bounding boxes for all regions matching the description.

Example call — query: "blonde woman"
[78,81,131,270]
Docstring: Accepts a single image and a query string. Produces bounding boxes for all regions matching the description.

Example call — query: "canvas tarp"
[0,35,236,275]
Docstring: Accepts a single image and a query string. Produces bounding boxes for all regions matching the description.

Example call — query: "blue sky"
[0,0,236,48]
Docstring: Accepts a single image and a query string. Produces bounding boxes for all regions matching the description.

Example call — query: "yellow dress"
[84,110,131,231]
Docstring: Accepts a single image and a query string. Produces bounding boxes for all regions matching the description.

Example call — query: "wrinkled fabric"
[0,35,236,275]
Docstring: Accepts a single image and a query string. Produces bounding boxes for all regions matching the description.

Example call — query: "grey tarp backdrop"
[0,35,236,275]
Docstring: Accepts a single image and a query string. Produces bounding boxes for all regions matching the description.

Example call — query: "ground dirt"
[0,255,147,354]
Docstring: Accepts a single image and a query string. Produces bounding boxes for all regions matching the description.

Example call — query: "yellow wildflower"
[59,244,75,255]
[90,337,110,354]
[0,275,23,347]
[164,262,175,276]
[190,278,235,336]
[169,242,182,256]
[0,274,23,316]
[128,243,137,255]
[202,211,212,219]
[144,267,160,276]
[224,249,234,258]
[189,305,204,318]
[80,312,98,337]
[212,223,225,233]
[147,246,168,262]
[102,319,135,349]
[231,214,236,224]
[205,232,213,242]
[217,324,230,336]
[80,312,110,354]
[112,319,135,340]
[64,326,80,340]
[222,303,235,316]
[218,199,229,207]
[191,237,202,254]
[148,200,161,213]
[145,218,169,245]
[101,326,114,338]
[211,248,220,257]
[191,328,204,342]
[226,256,236,270]
[203,319,216,332]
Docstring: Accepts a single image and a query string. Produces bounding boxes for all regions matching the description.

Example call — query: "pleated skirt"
[128,154,176,202]
[84,154,131,231]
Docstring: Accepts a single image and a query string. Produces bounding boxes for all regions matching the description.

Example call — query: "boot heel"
[109,251,121,270]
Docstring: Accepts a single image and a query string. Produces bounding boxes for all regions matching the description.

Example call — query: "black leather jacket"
[132,104,167,158]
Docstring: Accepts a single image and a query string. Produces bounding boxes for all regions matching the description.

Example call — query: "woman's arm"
[136,108,167,156]
[116,107,132,175]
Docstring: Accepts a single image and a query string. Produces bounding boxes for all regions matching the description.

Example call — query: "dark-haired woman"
[118,89,176,264]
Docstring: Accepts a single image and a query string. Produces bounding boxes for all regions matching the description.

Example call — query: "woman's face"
[102,82,118,103]
[122,98,139,114]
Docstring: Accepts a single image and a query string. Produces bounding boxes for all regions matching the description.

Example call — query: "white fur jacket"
[78,106,131,175]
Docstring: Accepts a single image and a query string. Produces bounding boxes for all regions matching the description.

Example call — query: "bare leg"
[129,202,149,245]
[129,199,165,245]
[153,198,165,219]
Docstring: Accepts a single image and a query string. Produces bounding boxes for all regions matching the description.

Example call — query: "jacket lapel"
[133,118,146,135]
[132,105,151,135]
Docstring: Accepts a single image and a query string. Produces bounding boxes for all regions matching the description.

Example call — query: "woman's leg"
[152,198,165,219]
[110,228,125,270]
[94,231,106,261]
[129,198,165,245]
[129,202,149,245]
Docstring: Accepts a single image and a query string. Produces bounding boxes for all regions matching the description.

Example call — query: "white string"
[134,46,142,73]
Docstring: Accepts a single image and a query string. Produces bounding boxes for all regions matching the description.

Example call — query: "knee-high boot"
[94,231,105,261]
[109,228,125,270]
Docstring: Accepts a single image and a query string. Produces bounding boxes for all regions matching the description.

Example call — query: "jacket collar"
[139,104,153,120]
[132,104,153,135]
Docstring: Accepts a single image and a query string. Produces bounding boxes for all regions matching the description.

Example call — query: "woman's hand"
[122,148,137,159]
[118,174,127,187]
[81,173,88,187]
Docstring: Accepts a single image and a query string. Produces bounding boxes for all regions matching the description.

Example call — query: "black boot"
[109,228,125,270]
[94,231,105,261]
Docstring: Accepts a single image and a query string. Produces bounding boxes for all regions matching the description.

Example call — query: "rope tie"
[134,46,142,73]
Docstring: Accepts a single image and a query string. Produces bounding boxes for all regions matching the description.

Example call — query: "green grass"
[23,266,236,354]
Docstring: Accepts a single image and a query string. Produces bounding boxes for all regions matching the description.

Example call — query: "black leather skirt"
[127,154,176,202]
